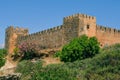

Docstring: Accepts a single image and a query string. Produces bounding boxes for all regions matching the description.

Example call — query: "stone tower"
[5,26,28,54]
[63,14,96,44]
[78,14,96,37]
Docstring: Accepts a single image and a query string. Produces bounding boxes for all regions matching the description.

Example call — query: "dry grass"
[42,57,61,66]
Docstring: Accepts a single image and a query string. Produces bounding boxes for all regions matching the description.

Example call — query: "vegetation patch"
[16,44,120,80]
[0,49,7,68]
[13,42,40,60]
[55,35,100,62]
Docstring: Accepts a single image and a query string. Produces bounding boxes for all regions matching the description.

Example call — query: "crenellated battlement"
[63,13,96,22]
[5,26,14,34]
[96,25,120,33]
[26,25,63,37]
[6,26,28,35]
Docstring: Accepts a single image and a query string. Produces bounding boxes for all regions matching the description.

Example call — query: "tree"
[59,35,100,62]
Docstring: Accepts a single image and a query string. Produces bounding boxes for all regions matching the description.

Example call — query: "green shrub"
[16,60,34,79]
[16,60,43,80]
[62,44,120,79]
[0,49,7,68]
[0,49,7,57]
[59,35,100,62]
[12,47,21,60]
[54,51,61,57]
[82,44,120,80]
[31,64,78,80]
[16,60,78,80]
[18,42,40,60]
[0,55,6,68]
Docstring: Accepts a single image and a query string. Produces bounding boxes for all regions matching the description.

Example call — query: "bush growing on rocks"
[18,42,40,60]
[58,35,100,62]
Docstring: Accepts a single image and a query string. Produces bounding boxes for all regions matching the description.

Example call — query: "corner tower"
[63,14,96,44]
[78,14,96,37]
[5,26,28,54]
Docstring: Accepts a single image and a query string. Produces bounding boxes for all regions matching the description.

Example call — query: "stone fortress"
[5,13,120,54]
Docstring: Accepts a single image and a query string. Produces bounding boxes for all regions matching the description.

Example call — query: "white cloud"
[0,44,4,48]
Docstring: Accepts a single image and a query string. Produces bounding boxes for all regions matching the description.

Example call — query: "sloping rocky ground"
[0,53,60,80]
[0,59,21,80]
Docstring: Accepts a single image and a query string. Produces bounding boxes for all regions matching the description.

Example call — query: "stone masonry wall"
[17,14,82,50]
[96,25,120,47]
[5,13,120,54]
[63,14,80,44]
[17,25,64,49]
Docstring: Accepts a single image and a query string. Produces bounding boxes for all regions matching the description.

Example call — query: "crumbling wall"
[5,26,28,54]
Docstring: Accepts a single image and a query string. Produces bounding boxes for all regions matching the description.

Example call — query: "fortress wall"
[18,13,82,49]
[17,14,80,49]
[17,25,64,49]
[5,26,28,54]
[96,25,120,47]
[5,14,120,54]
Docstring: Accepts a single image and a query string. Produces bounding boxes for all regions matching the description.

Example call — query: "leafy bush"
[0,53,6,68]
[0,49,7,56]
[16,60,43,80]
[18,42,40,60]
[0,58,5,68]
[16,60,34,79]
[54,51,61,57]
[16,60,78,80]
[59,44,120,79]
[82,44,120,80]
[12,47,21,60]
[31,64,78,80]
[0,49,7,68]
[59,35,100,62]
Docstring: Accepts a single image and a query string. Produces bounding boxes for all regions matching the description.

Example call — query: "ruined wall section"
[17,25,64,49]
[96,25,120,47]
[5,26,28,54]
[5,26,14,51]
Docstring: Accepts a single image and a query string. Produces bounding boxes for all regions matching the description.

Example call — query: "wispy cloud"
[0,44,4,48]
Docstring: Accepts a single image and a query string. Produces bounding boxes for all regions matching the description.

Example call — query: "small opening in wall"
[114,29,116,33]
[87,25,90,29]
[100,44,103,47]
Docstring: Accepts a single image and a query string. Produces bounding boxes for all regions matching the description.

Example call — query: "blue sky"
[0,0,120,48]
